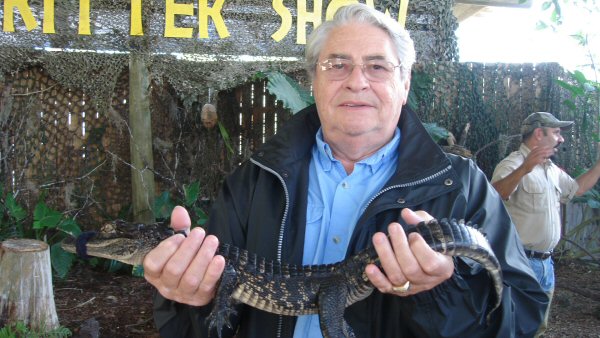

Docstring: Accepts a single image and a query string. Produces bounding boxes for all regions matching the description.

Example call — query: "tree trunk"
[129,53,156,224]
[0,239,59,331]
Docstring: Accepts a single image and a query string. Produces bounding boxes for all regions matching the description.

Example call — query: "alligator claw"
[206,264,239,337]
[206,306,237,338]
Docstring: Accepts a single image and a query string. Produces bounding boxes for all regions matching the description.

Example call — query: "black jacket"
[153,105,548,337]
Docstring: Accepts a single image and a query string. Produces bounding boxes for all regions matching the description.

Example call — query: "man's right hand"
[143,205,226,306]
[522,146,556,172]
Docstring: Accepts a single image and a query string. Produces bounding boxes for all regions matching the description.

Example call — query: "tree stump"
[0,239,59,331]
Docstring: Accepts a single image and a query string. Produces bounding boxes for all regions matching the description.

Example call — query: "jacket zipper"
[250,157,289,338]
[250,158,451,338]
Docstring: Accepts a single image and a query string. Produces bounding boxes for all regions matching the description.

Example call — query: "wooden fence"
[1,62,598,256]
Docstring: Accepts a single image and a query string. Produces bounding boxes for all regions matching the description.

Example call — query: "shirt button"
[332,236,341,244]
[341,182,349,189]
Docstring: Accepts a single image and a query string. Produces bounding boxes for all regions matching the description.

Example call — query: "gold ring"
[391,281,410,293]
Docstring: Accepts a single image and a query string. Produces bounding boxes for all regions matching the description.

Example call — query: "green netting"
[0,1,458,110]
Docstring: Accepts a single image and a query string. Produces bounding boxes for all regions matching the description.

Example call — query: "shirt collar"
[314,128,401,174]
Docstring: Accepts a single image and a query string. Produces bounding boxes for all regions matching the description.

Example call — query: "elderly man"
[492,111,600,336]
[144,4,547,337]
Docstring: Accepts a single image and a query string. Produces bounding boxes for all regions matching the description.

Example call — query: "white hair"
[305,3,416,80]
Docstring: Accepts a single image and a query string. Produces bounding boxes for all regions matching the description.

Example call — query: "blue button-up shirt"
[293,127,401,338]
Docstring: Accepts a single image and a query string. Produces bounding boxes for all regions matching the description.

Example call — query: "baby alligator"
[61,218,503,338]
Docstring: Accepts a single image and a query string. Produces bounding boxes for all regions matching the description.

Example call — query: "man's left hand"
[365,208,454,296]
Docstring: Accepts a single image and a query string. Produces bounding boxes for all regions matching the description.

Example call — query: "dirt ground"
[53,258,600,337]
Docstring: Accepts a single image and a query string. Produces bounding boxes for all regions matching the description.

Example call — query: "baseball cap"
[521,112,573,134]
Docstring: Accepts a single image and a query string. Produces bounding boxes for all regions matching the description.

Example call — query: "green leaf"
[184,181,201,206]
[58,218,82,237]
[550,9,560,24]
[541,1,552,11]
[570,32,587,46]
[423,122,450,143]
[51,243,75,279]
[5,194,27,222]
[562,99,577,110]
[33,202,62,229]
[407,70,432,111]
[153,191,175,220]
[193,207,209,226]
[587,199,600,209]
[555,79,584,96]
[218,122,235,155]
[265,71,314,114]
[572,189,600,207]
[536,21,549,30]
[571,70,588,85]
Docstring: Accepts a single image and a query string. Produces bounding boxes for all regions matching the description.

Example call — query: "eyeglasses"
[317,58,402,82]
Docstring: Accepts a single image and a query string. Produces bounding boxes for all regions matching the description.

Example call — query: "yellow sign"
[2,0,410,45]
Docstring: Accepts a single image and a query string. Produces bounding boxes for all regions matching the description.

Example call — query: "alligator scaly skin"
[62,218,503,338]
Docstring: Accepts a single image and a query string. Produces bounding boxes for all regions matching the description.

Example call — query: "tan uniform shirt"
[491,144,579,252]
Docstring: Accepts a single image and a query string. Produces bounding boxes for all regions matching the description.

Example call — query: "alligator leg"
[206,264,239,338]
[318,280,355,338]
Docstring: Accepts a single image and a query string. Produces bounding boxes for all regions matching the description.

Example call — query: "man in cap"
[491,111,600,336]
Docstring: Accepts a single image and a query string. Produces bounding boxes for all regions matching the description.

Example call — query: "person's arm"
[575,159,600,195]
[492,145,555,200]
[144,206,233,338]
[492,165,530,200]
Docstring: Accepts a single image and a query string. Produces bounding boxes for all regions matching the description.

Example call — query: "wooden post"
[0,239,59,331]
[129,53,156,224]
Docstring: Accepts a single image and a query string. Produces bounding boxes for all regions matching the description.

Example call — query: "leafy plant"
[422,122,450,143]
[0,186,27,241]
[260,71,314,114]
[31,196,82,278]
[218,121,235,156]
[537,0,600,258]
[116,181,210,276]
[0,186,82,278]
[67,182,210,276]
[153,181,209,227]
[538,1,599,125]
[0,321,71,338]
[407,69,433,112]
[572,188,600,209]
[556,69,600,142]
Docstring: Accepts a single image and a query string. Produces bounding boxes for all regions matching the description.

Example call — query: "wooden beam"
[129,53,156,223]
